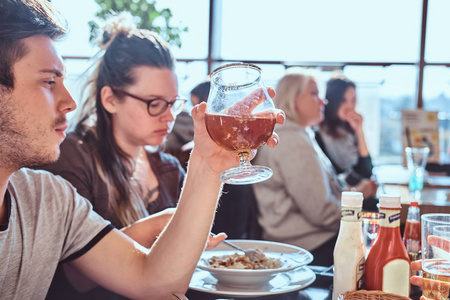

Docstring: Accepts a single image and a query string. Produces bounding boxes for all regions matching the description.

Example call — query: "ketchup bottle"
[365,195,410,297]
[403,201,421,261]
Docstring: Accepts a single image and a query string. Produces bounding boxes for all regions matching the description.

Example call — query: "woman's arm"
[345,110,373,179]
[346,110,369,157]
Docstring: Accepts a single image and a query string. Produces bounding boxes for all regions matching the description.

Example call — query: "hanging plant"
[88,0,188,47]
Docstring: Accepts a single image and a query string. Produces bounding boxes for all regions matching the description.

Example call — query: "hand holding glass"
[205,63,277,185]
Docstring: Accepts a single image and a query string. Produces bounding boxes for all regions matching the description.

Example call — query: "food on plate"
[207,248,282,270]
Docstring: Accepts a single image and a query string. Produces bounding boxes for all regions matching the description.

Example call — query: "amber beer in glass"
[205,63,276,185]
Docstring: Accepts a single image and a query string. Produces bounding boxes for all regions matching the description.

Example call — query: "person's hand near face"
[345,110,364,135]
[336,86,364,134]
[335,86,369,157]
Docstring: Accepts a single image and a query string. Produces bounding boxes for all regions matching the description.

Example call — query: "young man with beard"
[0,1,284,299]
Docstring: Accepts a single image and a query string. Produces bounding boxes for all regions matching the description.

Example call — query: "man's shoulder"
[13,167,70,182]
[12,167,64,182]
[10,168,75,198]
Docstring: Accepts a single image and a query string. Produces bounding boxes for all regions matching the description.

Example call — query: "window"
[423,66,450,163]
[52,0,450,163]
[218,0,422,62]
[52,0,98,57]
[425,0,450,63]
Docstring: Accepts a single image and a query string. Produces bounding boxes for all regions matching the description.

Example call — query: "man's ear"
[101,86,118,114]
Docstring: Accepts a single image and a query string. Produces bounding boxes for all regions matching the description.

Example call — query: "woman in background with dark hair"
[316,76,374,187]
[38,12,194,300]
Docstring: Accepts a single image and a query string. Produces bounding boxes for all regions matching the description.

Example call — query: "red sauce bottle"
[365,195,410,297]
[403,201,421,258]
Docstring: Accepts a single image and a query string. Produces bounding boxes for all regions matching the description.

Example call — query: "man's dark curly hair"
[0,0,68,89]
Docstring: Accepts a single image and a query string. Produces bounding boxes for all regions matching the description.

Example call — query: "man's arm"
[69,102,284,299]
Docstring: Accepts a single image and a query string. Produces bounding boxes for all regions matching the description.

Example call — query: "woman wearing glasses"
[38,13,192,300]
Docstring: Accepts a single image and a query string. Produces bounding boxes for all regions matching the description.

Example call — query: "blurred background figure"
[253,72,378,266]
[165,81,210,169]
[315,76,374,187]
[38,12,186,300]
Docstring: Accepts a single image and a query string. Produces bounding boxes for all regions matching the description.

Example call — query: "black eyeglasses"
[112,88,187,117]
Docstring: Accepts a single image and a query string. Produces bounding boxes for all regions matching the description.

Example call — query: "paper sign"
[402,110,440,164]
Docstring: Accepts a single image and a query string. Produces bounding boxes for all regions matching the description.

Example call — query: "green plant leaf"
[89,0,188,48]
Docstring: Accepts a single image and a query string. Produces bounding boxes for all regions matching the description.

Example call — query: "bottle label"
[379,209,400,228]
[356,256,365,290]
[341,207,362,222]
[389,213,401,223]
[382,259,410,297]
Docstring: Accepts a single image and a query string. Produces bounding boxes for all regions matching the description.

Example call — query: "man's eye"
[45,81,56,87]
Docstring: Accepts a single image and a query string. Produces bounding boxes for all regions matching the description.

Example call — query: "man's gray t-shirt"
[0,168,113,300]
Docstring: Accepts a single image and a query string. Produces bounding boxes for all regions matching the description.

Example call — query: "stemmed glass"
[205,63,277,185]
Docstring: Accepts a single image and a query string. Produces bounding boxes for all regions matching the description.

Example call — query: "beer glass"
[205,63,276,185]
[422,214,450,299]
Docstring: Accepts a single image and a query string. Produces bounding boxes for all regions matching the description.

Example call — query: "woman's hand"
[345,110,364,134]
[205,232,227,250]
[353,178,378,198]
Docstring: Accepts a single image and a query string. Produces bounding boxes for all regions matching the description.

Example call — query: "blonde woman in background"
[253,72,377,266]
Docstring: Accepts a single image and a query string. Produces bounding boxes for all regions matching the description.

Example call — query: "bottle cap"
[341,191,363,207]
[379,194,401,208]
[410,201,419,207]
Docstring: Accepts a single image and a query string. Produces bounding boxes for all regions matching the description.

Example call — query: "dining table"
[185,164,445,300]
[186,265,332,300]
[186,266,422,299]
[373,164,450,224]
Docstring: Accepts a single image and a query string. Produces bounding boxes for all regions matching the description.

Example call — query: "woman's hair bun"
[94,11,138,50]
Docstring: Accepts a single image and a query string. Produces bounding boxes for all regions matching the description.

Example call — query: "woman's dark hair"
[0,0,68,89]
[75,12,175,226]
[190,81,211,103]
[320,77,356,138]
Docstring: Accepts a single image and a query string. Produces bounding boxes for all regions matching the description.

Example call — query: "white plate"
[197,240,313,287]
[189,266,316,298]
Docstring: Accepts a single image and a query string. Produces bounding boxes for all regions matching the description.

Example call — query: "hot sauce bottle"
[403,201,421,260]
[365,195,410,297]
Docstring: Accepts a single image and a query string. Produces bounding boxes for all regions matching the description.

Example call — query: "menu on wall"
[401,110,440,164]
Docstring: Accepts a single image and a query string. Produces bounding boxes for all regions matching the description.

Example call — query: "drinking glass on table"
[361,212,380,258]
[405,146,430,200]
[421,214,450,300]
[205,63,277,185]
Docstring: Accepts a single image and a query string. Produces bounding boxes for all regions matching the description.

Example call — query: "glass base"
[219,165,273,185]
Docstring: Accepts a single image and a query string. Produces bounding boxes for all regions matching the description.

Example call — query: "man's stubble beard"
[0,93,60,171]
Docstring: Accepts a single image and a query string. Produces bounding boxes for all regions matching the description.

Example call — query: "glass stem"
[239,151,252,168]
